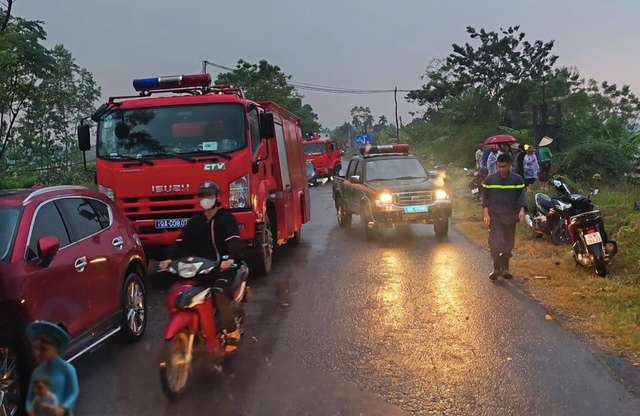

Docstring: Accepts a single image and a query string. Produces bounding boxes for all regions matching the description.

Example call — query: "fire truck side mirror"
[78,125,91,151]
[259,112,275,139]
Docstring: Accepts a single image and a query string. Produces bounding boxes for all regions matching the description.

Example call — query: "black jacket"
[168,209,244,262]
[482,171,528,225]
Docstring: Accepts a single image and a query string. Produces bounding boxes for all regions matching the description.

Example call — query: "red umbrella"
[484,134,517,145]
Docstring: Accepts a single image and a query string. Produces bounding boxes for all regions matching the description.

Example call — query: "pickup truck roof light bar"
[359,144,410,156]
[132,74,212,92]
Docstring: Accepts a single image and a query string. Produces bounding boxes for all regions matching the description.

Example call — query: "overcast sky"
[14,0,640,129]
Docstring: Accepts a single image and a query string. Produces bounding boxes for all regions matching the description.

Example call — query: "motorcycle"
[525,180,618,277]
[463,167,487,201]
[158,256,250,397]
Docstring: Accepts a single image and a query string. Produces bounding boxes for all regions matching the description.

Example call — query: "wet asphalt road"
[71,182,640,416]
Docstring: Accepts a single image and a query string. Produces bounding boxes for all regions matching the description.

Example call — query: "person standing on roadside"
[537,136,554,190]
[482,153,528,280]
[475,144,484,169]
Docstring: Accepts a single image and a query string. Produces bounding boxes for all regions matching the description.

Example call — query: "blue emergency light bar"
[359,144,410,155]
[132,74,212,92]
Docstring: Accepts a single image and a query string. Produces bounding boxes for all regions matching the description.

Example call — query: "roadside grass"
[447,168,640,362]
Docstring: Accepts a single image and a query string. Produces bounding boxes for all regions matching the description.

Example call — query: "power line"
[202,60,413,95]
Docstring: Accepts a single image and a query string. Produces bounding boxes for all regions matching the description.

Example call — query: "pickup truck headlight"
[376,192,393,205]
[435,189,448,200]
[229,175,249,209]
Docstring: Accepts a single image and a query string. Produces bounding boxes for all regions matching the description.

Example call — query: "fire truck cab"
[303,133,342,180]
[78,74,310,276]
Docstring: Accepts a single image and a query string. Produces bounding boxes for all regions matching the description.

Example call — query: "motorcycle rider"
[159,180,244,352]
[482,153,528,280]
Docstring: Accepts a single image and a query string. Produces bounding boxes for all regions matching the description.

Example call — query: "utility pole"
[394,87,400,143]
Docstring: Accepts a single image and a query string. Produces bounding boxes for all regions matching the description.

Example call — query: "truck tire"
[434,218,449,237]
[255,215,274,276]
[361,204,379,241]
[337,198,352,229]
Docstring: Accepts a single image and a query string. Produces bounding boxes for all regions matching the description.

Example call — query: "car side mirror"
[349,175,361,184]
[36,236,60,267]
[259,112,275,139]
[77,125,91,151]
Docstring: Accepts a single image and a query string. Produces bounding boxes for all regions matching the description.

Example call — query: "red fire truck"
[303,133,342,179]
[77,74,310,276]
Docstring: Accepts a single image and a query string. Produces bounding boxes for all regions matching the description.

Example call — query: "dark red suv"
[0,185,149,416]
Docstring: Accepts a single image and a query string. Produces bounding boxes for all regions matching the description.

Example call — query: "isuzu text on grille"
[152,185,190,193]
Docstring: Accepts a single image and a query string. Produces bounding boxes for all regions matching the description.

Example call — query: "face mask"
[199,197,216,210]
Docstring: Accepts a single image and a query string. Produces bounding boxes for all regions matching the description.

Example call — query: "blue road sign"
[356,134,372,146]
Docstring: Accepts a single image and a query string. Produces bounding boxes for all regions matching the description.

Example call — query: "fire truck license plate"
[584,231,602,245]
[404,205,429,213]
[155,219,189,229]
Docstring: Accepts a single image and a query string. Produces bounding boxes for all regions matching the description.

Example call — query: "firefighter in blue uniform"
[482,153,528,280]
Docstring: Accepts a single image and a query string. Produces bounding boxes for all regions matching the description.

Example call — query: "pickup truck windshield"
[0,207,21,262]
[97,103,246,158]
[304,143,326,156]
[366,158,429,181]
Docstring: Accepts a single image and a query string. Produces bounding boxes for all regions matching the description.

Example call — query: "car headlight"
[435,189,448,200]
[376,193,393,205]
[98,184,115,201]
[229,175,250,209]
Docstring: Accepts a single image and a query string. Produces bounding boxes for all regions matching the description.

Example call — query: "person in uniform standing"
[482,153,528,280]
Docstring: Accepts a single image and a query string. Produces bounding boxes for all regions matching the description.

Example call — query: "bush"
[553,139,634,182]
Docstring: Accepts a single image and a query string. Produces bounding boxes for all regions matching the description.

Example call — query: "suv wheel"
[0,333,33,416]
[434,218,449,237]
[118,273,148,343]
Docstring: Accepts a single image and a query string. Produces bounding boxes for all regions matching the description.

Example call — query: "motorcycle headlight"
[229,174,250,209]
[376,193,393,205]
[435,190,448,200]
[177,262,202,279]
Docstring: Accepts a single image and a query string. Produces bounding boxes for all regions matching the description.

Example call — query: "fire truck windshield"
[97,103,246,158]
[303,143,326,156]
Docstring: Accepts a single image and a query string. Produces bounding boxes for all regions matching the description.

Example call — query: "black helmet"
[197,180,220,196]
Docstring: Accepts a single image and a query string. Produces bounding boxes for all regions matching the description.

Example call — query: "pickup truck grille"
[393,191,433,206]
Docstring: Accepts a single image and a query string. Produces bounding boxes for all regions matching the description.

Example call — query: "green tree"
[350,106,374,134]
[406,26,558,112]
[0,9,54,159]
[15,44,100,181]
[215,59,321,135]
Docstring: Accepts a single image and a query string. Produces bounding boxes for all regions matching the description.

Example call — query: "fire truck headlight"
[98,184,115,201]
[229,175,249,209]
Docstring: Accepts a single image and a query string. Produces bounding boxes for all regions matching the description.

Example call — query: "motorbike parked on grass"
[525,180,618,277]
[463,167,488,201]
[158,256,250,397]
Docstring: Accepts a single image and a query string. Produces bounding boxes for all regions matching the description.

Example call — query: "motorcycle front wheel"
[159,330,192,398]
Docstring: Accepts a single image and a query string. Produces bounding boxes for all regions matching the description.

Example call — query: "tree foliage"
[0,6,101,186]
[350,106,374,134]
[407,26,558,112]
[215,59,321,135]
[401,24,640,181]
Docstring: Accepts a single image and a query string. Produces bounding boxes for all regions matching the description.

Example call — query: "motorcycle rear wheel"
[159,330,192,398]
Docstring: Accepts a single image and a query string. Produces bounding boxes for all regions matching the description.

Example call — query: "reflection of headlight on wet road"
[435,190,448,200]
[376,193,393,205]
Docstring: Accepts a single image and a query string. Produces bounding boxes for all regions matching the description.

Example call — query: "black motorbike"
[525,180,617,277]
